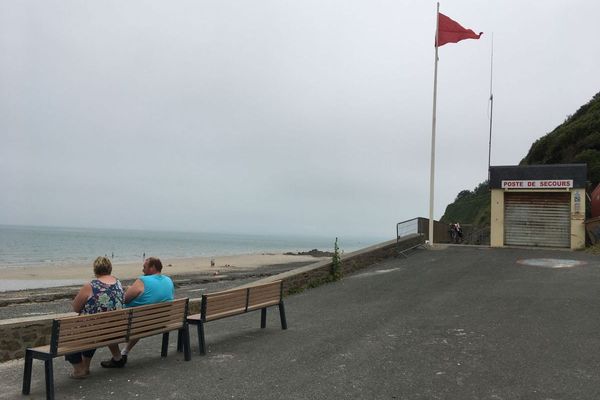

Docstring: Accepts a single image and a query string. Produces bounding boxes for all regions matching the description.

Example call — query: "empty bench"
[184,280,287,354]
[22,298,191,400]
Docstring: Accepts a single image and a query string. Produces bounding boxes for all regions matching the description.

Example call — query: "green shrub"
[330,237,342,281]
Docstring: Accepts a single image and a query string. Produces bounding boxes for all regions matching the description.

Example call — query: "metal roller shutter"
[504,192,571,248]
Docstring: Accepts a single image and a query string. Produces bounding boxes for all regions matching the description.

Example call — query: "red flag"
[436,13,482,47]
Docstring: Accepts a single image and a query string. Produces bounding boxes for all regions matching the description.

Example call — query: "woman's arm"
[124,279,144,304]
[72,283,92,313]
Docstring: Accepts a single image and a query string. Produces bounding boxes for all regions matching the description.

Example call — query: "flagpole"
[487,33,494,180]
[428,2,440,245]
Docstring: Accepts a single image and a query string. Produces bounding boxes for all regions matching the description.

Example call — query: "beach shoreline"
[0,253,327,292]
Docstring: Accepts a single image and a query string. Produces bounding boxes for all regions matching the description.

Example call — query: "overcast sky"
[1,0,599,239]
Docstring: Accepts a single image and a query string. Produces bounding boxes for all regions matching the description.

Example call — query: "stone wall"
[0,313,75,362]
[238,234,424,295]
[0,234,424,362]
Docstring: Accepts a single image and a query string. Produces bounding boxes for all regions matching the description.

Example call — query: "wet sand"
[0,253,325,292]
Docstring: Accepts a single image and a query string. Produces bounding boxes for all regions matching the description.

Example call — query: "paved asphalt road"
[2,246,600,399]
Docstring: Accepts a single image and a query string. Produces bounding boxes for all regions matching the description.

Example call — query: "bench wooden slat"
[129,313,181,328]
[248,283,280,293]
[129,299,187,311]
[59,319,129,337]
[186,314,201,322]
[130,298,187,309]
[60,310,129,332]
[248,295,280,307]
[130,315,183,332]
[247,283,281,307]
[248,287,280,298]
[59,314,128,328]
[205,289,246,302]
[248,289,280,303]
[129,308,184,325]
[205,299,247,314]
[55,337,127,356]
[130,317,183,331]
[204,308,248,321]
[247,281,281,293]
[204,290,247,302]
[129,301,186,317]
[130,304,185,317]
[56,330,129,351]
[129,322,183,339]
[247,299,281,312]
[60,308,128,326]
[205,297,247,308]
[204,286,248,297]
[59,324,129,343]
[28,345,51,355]
[205,293,247,313]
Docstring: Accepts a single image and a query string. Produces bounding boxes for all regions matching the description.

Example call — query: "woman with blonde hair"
[65,256,124,378]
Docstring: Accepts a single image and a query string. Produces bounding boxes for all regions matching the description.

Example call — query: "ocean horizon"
[0,224,388,269]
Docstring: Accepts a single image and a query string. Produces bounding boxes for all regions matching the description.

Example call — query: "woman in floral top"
[66,256,124,379]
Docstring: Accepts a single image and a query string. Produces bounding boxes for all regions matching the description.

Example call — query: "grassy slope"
[441,91,600,225]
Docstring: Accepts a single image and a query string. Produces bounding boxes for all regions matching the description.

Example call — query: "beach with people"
[0,252,327,292]
[0,224,377,293]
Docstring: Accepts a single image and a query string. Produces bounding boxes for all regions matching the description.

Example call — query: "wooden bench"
[184,280,287,355]
[22,298,191,400]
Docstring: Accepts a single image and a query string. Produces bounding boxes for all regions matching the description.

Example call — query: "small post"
[260,308,267,329]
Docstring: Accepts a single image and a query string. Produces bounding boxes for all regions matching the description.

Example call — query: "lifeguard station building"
[489,164,587,249]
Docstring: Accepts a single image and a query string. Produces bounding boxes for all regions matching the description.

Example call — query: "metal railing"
[396,218,420,241]
[397,217,489,245]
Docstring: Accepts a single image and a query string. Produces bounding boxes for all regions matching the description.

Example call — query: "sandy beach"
[0,253,324,281]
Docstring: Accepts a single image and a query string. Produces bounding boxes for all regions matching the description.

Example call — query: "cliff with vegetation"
[441,91,600,226]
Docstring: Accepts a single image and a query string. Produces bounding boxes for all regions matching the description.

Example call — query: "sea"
[0,224,385,269]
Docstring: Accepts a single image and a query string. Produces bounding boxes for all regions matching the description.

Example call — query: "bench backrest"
[247,281,282,311]
[201,281,282,322]
[51,298,188,355]
[55,308,130,356]
[128,298,188,341]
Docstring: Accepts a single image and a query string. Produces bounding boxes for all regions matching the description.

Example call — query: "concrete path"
[2,246,600,399]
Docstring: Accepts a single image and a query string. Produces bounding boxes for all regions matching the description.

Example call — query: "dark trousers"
[65,349,96,364]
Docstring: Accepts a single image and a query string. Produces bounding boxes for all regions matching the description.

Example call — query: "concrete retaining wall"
[238,234,424,295]
[0,234,424,362]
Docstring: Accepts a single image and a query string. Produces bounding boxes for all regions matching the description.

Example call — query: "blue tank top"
[126,274,174,308]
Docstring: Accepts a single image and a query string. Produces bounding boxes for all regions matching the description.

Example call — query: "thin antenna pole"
[429,2,440,245]
[487,33,494,180]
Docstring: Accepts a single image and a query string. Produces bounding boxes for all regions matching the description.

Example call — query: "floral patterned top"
[81,279,124,315]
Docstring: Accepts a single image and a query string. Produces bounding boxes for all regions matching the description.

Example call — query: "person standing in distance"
[100,257,174,368]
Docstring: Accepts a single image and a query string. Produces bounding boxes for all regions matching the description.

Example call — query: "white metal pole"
[487,33,494,180]
[429,2,440,245]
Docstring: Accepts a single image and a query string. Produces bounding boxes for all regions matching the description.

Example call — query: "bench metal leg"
[198,322,206,355]
[44,359,54,400]
[279,301,288,330]
[177,329,183,353]
[22,350,33,395]
[161,332,169,357]
[182,324,191,361]
[261,308,267,329]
